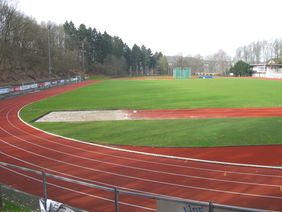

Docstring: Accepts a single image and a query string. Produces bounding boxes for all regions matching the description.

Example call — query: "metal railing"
[0,162,266,212]
[0,76,83,99]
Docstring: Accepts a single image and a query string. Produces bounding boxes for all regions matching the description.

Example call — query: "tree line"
[230,39,282,77]
[0,0,75,84]
[63,21,168,76]
[0,0,168,84]
[169,50,232,75]
[2,0,282,84]
[235,39,282,64]
[171,39,282,77]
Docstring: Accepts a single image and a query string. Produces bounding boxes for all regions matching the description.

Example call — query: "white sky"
[17,0,282,57]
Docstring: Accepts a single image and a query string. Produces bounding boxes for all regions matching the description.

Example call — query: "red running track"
[0,81,282,211]
[127,107,282,119]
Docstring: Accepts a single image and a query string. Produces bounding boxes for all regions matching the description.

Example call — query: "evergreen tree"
[230,60,252,76]
[63,21,79,51]
[131,44,141,75]
[123,44,131,74]
[0,0,169,82]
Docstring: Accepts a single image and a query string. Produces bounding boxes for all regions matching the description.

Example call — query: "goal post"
[173,67,191,79]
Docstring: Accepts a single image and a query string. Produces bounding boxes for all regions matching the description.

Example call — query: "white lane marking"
[3,103,282,179]
[18,105,282,170]
[1,139,282,200]
[2,112,281,188]
[0,150,204,202]
[0,83,155,211]
[2,84,282,210]
[1,165,155,211]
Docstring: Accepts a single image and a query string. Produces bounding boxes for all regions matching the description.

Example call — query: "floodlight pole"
[47,25,52,79]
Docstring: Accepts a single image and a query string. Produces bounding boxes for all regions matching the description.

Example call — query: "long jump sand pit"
[36,110,133,122]
[36,107,282,122]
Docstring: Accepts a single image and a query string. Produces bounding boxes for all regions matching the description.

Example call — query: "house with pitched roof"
[250,59,282,78]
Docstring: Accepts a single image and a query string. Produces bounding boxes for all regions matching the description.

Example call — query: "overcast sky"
[17,0,282,57]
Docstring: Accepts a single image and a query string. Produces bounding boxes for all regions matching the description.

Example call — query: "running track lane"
[0,81,282,211]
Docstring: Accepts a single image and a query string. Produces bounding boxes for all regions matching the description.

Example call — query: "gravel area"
[36,110,131,122]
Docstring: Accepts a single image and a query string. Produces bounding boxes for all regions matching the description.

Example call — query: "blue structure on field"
[198,76,214,79]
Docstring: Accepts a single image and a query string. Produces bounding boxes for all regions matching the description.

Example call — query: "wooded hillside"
[0,0,168,85]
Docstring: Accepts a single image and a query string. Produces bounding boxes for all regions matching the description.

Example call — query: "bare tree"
[234,39,282,64]
[272,39,281,59]
[0,0,16,63]
[253,41,262,63]
[205,50,231,74]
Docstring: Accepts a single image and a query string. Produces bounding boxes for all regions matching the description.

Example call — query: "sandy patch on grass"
[36,110,131,122]
[35,107,282,122]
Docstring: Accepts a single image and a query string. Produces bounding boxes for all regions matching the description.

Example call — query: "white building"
[251,60,282,79]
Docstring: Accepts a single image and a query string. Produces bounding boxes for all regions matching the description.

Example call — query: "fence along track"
[0,162,268,212]
[0,76,82,100]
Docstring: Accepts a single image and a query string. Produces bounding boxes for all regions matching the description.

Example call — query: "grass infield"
[21,78,282,147]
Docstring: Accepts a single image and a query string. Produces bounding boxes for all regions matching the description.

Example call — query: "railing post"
[42,171,48,210]
[0,184,2,212]
[114,187,119,212]
[209,201,214,212]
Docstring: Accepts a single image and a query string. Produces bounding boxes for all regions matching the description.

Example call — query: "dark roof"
[250,64,282,67]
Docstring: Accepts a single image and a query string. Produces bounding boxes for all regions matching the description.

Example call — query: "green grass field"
[21,78,282,147]
[2,199,31,212]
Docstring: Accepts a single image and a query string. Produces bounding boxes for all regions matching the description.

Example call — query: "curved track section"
[1,81,282,211]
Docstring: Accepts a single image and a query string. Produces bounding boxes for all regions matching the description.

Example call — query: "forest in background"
[0,0,168,85]
[1,0,282,85]
[169,39,282,76]
[235,40,282,64]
